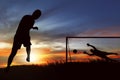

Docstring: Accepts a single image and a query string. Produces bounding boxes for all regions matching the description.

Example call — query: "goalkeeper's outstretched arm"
[87,43,97,50]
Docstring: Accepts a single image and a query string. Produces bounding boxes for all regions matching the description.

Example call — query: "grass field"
[0,60,120,80]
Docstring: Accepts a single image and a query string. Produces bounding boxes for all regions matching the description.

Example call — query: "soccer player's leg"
[6,48,18,71]
[23,39,31,62]
[26,45,31,62]
[106,52,118,55]
[5,41,21,72]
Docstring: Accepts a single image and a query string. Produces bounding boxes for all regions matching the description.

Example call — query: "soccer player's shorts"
[12,36,32,49]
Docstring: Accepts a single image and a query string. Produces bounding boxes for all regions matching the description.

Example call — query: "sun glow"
[29,49,49,65]
[30,53,39,63]
[29,50,41,63]
[0,42,11,48]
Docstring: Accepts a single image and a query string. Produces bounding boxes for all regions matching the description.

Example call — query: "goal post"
[66,36,120,63]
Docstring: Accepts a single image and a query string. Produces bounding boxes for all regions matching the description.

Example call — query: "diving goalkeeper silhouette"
[84,43,118,61]
[6,9,42,71]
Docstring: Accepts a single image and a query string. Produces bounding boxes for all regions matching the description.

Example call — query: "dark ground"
[0,60,120,80]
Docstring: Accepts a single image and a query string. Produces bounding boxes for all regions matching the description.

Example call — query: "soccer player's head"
[32,9,42,20]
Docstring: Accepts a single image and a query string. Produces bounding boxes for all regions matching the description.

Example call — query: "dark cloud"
[78,26,120,36]
[0,0,74,43]
[1,0,120,44]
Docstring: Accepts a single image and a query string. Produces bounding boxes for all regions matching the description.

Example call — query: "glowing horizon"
[0,37,120,68]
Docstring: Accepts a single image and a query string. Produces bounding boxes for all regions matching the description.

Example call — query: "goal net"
[66,37,120,62]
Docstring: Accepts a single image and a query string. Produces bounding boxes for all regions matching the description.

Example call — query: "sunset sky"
[0,0,120,68]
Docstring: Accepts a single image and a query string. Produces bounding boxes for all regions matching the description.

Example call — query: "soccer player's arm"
[87,43,97,50]
[32,26,38,30]
[22,15,38,30]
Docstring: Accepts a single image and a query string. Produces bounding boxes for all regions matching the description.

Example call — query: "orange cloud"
[0,48,11,57]
[108,55,120,59]
[32,48,52,54]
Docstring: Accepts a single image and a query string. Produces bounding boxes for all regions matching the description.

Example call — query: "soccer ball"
[73,49,78,54]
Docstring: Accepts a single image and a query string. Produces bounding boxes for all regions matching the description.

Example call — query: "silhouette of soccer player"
[84,43,118,61]
[5,9,42,71]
